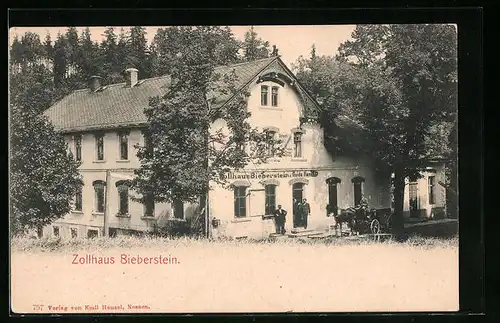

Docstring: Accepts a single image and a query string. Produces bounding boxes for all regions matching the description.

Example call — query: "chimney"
[89,75,102,92]
[125,68,139,87]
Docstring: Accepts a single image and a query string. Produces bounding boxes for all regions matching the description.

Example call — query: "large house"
[42,56,447,239]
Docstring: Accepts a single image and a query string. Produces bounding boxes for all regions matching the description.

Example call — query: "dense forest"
[9,26,275,112]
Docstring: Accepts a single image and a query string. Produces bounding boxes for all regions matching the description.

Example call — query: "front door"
[409,183,419,218]
[292,183,304,228]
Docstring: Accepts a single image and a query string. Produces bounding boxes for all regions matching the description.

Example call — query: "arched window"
[92,180,106,213]
[94,133,104,161]
[293,131,303,158]
[326,177,341,215]
[118,131,129,160]
[234,186,248,218]
[74,134,82,161]
[265,184,277,215]
[173,199,184,219]
[351,176,365,206]
[143,192,155,217]
[292,182,304,203]
[263,127,279,157]
[115,180,130,215]
[74,186,83,212]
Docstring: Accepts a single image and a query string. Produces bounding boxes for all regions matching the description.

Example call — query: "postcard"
[9,24,459,314]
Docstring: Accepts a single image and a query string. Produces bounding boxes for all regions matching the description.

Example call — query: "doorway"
[408,183,419,218]
[292,183,304,228]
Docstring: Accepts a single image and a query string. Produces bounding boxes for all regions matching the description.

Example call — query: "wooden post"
[205,191,210,239]
[103,169,110,237]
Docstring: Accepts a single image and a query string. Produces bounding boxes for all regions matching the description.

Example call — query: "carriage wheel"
[370,219,381,235]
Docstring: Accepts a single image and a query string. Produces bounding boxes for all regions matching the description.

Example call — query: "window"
[109,228,117,238]
[74,187,82,211]
[327,177,341,215]
[70,228,78,239]
[118,132,129,160]
[93,181,106,213]
[53,226,60,237]
[87,229,99,239]
[293,132,302,158]
[266,130,276,157]
[143,193,155,217]
[74,134,82,161]
[95,133,104,160]
[351,176,365,206]
[428,176,435,204]
[261,85,269,106]
[234,186,247,217]
[271,86,279,106]
[116,181,129,215]
[409,182,419,217]
[265,184,277,215]
[173,200,184,219]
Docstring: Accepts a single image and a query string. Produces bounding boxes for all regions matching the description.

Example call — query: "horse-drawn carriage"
[330,205,392,237]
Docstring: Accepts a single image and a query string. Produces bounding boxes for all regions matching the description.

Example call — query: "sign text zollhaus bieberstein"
[222,170,319,181]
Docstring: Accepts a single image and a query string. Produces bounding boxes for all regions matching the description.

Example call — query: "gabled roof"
[44,56,319,133]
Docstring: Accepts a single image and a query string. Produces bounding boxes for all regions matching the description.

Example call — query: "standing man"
[292,198,299,228]
[274,205,287,234]
[302,198,311,229]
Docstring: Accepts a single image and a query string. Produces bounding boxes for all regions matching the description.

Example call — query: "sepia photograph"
[9,23,458,313]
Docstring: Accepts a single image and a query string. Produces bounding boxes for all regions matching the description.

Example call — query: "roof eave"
[57,122,148,134]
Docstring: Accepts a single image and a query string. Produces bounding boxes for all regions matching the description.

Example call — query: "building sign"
[222,170,319,181]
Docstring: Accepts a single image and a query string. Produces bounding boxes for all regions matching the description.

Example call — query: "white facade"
[402,165,447,219]
[208,62,392,239]
[42,57,446,240]
[43,129,188,239]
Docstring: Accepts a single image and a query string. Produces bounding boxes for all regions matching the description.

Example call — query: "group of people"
[273,196,371,235]
[293,198,311,229]
[272,198,312,235]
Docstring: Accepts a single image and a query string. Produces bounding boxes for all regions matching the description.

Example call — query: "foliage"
[150,26,241,76]
[295,24,457,238]
[10,63,83,235]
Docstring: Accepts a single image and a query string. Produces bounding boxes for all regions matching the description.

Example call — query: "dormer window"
[271,86,279,107]
[261,85,269,106]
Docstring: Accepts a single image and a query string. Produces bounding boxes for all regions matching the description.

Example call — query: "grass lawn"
[10,235,458,313]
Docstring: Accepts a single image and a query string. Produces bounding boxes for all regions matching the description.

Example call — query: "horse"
[332,209,356,236]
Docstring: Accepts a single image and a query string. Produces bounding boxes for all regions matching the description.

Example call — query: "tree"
[150,26,241,77]
[131,27,284,235]
[242,26,272,61]
[100,27,124,84]
[42,33,53,63]
[10,61,83,236]
[77,27,102,80]
[123,26,152,78]
[296,24,457,239]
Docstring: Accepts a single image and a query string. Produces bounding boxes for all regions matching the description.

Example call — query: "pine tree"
[10,54,83,235]
[124,26,150,78]
[242,26,271,61]
[76,27,102,80]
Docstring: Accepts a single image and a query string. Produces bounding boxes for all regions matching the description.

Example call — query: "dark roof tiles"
[44,57,318,133]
